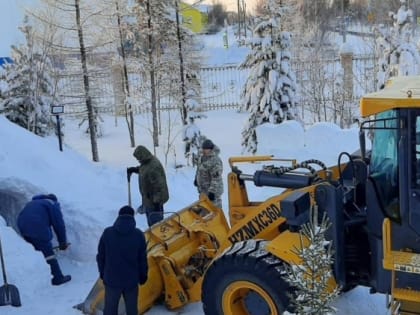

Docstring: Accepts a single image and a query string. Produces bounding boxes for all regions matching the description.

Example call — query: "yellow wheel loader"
[77,75,420,315]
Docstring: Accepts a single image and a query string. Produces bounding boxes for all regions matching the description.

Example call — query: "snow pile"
[0,219,50,293]
[258,120,305,155]
[257,120,361,167]
[0,116,128,262]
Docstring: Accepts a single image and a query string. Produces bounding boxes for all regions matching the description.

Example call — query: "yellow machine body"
[78,156,345,315]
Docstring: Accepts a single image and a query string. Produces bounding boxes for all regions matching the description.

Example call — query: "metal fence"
[199,65,249,110]
[294,53,377,124]
[58,69,116,116]
[59,53,377,117]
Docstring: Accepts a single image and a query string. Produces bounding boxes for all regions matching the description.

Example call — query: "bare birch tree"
[115,0,135,147]
[74,0,99,161]
[31,0,107,161]
[131,0,200,149]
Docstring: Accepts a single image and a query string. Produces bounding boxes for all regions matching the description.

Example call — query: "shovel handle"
[126,167,134,207]
[128,179,132,207]
[0,235,8,285]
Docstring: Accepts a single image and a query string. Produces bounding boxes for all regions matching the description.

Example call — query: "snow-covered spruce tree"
[375,0,419,90]
[240,0,297,154]
[285,209,340,315]
[0,16,56,136]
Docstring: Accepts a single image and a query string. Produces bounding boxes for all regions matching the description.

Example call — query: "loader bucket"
[76,196,230,315]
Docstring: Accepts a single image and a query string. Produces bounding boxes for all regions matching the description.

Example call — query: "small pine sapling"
[285,207,341,315]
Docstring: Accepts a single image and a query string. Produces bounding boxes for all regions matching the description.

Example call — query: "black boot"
[52,275,71,286]
[48,258,71,286]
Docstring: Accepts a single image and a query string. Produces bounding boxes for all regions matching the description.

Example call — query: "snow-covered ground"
[0,109,387,315]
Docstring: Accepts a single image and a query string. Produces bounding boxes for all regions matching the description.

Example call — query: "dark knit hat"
[46,194,57,202]
[202,139,214,150]
[119,205,135,216]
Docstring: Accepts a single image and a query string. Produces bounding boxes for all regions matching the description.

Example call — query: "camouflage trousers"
[212,197,222,209]
[199,192,222,209]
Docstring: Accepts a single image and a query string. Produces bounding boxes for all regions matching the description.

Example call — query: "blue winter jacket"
[96,215,148,289]
[17,194,67,245]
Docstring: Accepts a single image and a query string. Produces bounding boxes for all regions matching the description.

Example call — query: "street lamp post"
[50,105,64,152]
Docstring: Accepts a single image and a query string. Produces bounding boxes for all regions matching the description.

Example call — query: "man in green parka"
[127,145,169,227]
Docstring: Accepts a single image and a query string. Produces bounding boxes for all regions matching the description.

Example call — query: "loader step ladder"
[383,219,420,315]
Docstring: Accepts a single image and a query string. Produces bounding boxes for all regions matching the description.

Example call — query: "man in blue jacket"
[17,194,71,285]
[96,205,148,315]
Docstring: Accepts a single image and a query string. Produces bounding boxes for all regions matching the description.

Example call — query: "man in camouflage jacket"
[127,145,169,227]
[194,139,224,208]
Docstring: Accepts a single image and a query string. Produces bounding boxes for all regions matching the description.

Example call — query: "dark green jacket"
[133,146,169,208]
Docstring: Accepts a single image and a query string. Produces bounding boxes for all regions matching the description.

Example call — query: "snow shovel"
[0,235,21,307]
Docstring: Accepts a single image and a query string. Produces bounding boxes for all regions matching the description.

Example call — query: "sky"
[0,0,255,56]
[0,0,39,57]
[184,0,257,13]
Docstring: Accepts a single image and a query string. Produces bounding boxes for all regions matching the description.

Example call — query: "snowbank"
[0,116,127,262]
[257,120,361,167]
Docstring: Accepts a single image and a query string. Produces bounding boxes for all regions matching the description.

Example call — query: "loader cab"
[363,107,420,234]
[360,105,420,295]
[364,110,400,224]
[407,110,420,234]
[359,76,420,239]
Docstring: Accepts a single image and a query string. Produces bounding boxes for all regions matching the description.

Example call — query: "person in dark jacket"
[17,194,71,286]
[127,145,169,227]
[96,206,148,315]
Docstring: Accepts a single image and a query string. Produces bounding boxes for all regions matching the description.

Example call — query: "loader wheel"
[202,240,292,315]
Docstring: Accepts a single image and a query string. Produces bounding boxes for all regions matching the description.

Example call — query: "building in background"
[180,2,209,33]
[0,57,13,68]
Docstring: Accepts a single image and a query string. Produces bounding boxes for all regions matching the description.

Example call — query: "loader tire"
[202,239,292,315]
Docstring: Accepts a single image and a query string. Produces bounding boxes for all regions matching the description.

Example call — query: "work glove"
[127,167,138,181]
[194,179,198,187]
[59,243,69,251]
[137,205,145,214]
[208,192,215,201]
